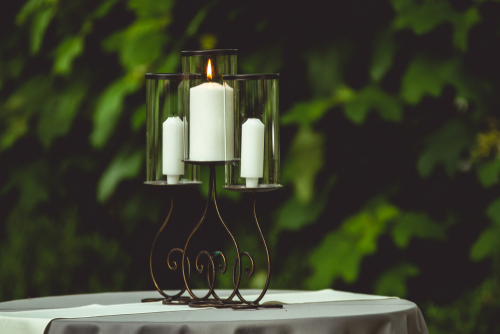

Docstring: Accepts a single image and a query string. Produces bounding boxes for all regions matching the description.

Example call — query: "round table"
[0,290,428,334]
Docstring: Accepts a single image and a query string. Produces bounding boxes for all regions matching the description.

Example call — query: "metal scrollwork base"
[143,164,281,310]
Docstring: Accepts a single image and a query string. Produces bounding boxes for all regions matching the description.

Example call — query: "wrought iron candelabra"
[143,50,281,309]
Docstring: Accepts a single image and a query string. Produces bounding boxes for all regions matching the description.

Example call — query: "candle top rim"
[191,82,225,90]
[181,49,237,56]
[243,118,265,125]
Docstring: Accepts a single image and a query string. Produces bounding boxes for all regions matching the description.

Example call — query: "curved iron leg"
[143,196,187,302]
[232,194,278,309]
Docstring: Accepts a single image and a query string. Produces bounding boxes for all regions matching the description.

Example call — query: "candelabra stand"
[143,163,281,309]
[144,51,281,310]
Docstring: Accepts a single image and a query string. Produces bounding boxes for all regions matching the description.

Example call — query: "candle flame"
[207,59,212,81]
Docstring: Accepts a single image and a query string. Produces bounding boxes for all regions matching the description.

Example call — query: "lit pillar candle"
[162,116,184,184]
[189,60,234,161]
[240,118,265,187]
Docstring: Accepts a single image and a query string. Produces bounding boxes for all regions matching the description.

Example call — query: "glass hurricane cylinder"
[145,73,201,185]
[181,49,237,163]
[223,74,281,191]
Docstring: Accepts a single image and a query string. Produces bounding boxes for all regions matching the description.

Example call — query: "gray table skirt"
[0,290,429,334]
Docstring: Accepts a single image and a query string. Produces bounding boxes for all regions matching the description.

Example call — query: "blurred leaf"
[102,31,124,53]
[60,154,97,175]
[306,199,399,288]
[127,0,174,17]
[470,225,500,261]
[121,19,169,69]
[392,0,455,34]
[392,212,446,248]
[303,43,352,98]
[131,104,146,132]
[102,17,170,70]
[199,33,217,50]
[16,0,57,54]
[391,0,480,51]
[370,28,397,82]
[10,58,25,78]
[53,36,84,75]
[344,85,402,124]
[16,0,44,24]
[417,119,472,178]
[279,84,381,127]
[0,115,29,151]
[344,100,370,124]
[1,160,51,211]
[240,44,284,74]
[374,262,419,298]
[90,77,140,148]
[306,232,359,288]
[402,56,458,105]
[1,75,54,148]
[93,0,121,19]
[283,126,324,203]
[486,197,500,225]
[471,123,500,160]
[476,159,500,188]
[402,54,485,113]
[29,6,56,54]
[185,3,215,38]
[2,75,52,119]
[97,146,143,203]
[273,176,335,234]
[0,58,25,89]
[37,82,86,148]
[282,98,335,126]
[453,8,481,51]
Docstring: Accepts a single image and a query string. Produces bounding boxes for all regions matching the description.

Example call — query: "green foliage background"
[1,0,500,332]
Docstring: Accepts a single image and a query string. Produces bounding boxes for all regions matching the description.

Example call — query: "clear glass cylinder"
[181,49,237,163]
[145,73,201,185]
[223,74,281,191]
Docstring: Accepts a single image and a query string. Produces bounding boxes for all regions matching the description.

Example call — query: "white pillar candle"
[240,118,265,188]
[162,116,184,184]
[189,83,234,161]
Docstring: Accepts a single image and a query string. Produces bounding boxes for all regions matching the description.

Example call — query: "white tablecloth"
[0,289,395,334]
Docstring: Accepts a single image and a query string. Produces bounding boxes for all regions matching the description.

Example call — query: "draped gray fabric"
[0,290,428,334]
